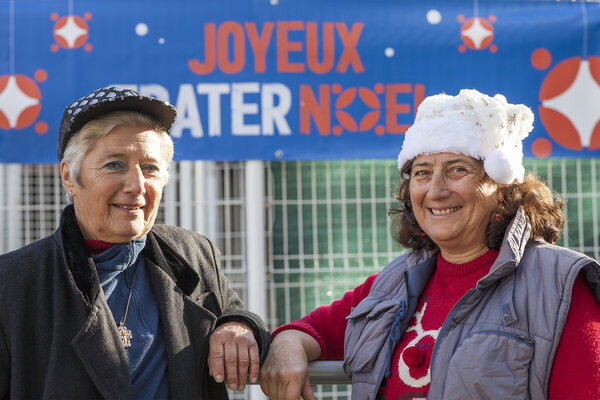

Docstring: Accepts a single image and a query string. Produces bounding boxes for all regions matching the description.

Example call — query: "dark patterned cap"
[57,86,177,160]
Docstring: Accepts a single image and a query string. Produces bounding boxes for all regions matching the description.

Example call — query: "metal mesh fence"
[1,158,599,399]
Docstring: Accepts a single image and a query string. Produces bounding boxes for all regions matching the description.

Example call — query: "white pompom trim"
[483,148,524,184]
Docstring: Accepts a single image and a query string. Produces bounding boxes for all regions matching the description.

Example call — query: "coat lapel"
[146,258,219,399]
[71,298,133,399]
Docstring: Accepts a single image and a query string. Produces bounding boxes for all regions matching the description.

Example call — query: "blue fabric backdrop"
[0,0,599,163]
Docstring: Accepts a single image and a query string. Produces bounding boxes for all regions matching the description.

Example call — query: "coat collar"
[472,207,532,327]
[143,231,200,296]
[58,204,101,307]
[479,207,532,288]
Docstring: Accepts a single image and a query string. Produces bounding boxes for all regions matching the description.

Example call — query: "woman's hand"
[208,321,259,391]
[259,330,321,400]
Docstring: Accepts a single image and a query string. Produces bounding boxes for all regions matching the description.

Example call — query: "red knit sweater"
[273,251,600,399]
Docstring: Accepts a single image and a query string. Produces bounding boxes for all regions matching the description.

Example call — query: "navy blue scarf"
[93,237,168,399]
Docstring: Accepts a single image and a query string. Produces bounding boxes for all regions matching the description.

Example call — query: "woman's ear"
[60,160,75,194]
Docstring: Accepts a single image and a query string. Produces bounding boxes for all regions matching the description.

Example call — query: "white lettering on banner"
[197,83,230,137]
[262,83,291,135]
[117,83,292,138]
[173,84,203,138]
[232,82,260,136]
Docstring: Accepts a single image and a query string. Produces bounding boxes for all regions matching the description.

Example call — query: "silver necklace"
[116,262,140,349]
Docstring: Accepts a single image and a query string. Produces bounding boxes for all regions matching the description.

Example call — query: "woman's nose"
[428,173,450,198]
[124,166,146,194]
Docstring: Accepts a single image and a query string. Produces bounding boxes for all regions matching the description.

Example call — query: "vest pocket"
[343,295,405,375]
[442,330,534,400]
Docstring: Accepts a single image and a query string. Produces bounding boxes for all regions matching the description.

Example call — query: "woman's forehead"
[89,127,163,158]
[412,152,480,166]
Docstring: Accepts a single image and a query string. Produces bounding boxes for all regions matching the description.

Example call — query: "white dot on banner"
[327,290,333,297]
[426,9,442,24]
[385,47,395,58]
[135,23,149,36]
[270,0,278,5]
[158,38,165,44]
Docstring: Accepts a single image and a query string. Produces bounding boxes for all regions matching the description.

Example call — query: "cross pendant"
[117,323,133,349]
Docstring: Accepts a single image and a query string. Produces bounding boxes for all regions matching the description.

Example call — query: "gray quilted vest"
[343,209,600,399]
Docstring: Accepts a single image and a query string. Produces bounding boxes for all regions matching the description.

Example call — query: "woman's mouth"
[115,204,144,211]
[430,206,461,215]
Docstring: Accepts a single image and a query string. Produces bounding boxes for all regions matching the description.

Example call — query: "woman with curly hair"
[259,89,600,399]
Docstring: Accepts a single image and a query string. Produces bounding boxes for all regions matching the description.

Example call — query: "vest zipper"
[383,303,406,378]
[462,329,535,346]
[512,333,535,345]
[429,288,476,384]
[372,299,408,398]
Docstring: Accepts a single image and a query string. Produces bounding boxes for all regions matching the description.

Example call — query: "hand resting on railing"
[250,361,349,386]
[258,329,324,400]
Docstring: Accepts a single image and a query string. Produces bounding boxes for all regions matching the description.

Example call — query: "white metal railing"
[307,361,351,385]
[249,361,351,386]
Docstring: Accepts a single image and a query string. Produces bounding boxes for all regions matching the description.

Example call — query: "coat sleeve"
[548,271,600,399]
[207,239,271,364]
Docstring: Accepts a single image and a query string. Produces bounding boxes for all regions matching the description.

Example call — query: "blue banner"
[1,0,599,163]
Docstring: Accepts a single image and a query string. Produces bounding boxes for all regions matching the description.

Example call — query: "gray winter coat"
[343,208,600,399]
[0,205,270,400]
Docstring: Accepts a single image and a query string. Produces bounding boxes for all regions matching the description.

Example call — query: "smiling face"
[61,125,166,243]
[409,153,498,263]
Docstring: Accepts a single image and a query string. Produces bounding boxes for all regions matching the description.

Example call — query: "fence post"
[245,160,267,400]
[6,164,22,252]
[193,161,219,243]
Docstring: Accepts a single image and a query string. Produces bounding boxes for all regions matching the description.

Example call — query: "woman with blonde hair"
[0,86,270,399]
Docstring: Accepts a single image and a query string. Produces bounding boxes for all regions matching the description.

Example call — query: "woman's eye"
[413,170,429,177]
[105,161,124,169]
[143,164,160,173]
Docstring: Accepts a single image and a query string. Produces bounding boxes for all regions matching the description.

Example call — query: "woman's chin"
[99,225,147,243]
[427,232,464,247]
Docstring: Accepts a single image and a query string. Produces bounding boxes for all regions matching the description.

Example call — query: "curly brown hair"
[389,160,565,251]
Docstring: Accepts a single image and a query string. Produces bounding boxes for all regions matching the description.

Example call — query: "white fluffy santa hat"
[397,89,534,184]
